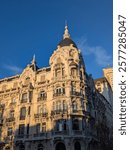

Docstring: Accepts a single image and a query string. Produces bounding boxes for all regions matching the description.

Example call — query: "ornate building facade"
[0,25,113,150]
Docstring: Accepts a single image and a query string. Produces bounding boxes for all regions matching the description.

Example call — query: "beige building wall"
[0,25,113,150]
[103,67,113,90]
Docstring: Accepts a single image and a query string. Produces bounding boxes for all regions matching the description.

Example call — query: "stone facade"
[103,68,113,90]
[0,25,113,150]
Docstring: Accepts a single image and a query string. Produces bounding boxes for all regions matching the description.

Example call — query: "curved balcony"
[53,92,65,97]
[37,96,47,102]
[34,113,48,119]
[52,130,69,136]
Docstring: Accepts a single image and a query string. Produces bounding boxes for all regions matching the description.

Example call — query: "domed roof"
[58,24,77,48]
[58,38,77,48]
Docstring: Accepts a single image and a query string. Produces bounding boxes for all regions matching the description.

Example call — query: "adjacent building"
[0,25,113,150]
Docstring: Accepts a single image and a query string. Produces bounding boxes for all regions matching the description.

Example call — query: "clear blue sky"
[0,0,113,79]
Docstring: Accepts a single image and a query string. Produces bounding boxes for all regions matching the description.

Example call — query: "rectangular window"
[20,107,26,120]
[37,105,42,114]
[7,127,13,136]
[21,93,27,103]
[62,68,65,77]
[28,106,31,115]
[56,69,61,78]
[9,110,14,118]
[29,91,33,102]
[27,124,29,135]
[63,101,67,111]
[42,123,46,132]
[36,123,40,134]
[19,124,25,135]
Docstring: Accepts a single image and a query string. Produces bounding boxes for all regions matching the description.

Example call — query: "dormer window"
[24,77,30,85]
[40,75,45,82]
[55,68,61,78]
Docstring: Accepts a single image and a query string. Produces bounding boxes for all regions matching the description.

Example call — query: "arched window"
[72,119,79,130]
[56,87,62,95]
[55,142,66,150]
[39,91,47,100]
[38,144,44,150]
[19,145,25,150]
[55,68,61,78]
[74,142,81,150]
[71,68,77,77]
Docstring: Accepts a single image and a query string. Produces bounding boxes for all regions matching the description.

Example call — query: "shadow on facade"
[1,113,112,150]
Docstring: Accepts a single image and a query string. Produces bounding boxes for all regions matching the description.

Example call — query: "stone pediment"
[19,65,36,86]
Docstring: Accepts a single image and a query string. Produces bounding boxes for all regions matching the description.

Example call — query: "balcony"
[72,130,83,135]
[53,130,69,136]
[16,134,25,139]
[33,132,46,137]
[51,110,67,116]
[34,113,48,119]
[37,96,47,101]
[21,99,28,103]
[6,117,15,122]
[70,91,81,97]
[19,116,26,120]
[53,92,65,97]
[10,102,16,107]
[4,136,13,142]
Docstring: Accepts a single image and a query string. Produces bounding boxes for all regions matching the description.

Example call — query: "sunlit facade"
[0,26,113,150]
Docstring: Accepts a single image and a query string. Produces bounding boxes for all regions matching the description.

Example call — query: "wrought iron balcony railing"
[19,116,26,120]
[37,96,47,101]
[6,117,15,122]
[51,110,67,116]
[53,92,65,97]
[21,99,28,103]
[33,132,46,137]
[34,112,48,118]
[70,91,81,96]
[52,130,69,136]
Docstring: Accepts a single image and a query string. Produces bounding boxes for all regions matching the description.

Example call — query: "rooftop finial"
[63,21,70,39]
[31,54,36,64]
